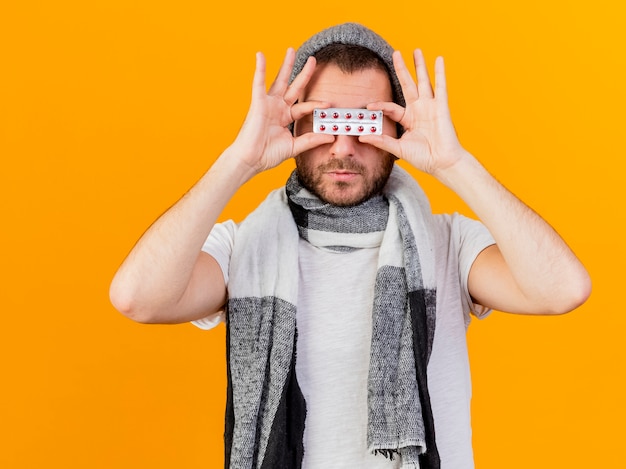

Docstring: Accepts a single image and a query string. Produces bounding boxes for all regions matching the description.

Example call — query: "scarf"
[224,165,440,469]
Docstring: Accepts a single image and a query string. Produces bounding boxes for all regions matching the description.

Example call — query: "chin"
[318,184,376,207]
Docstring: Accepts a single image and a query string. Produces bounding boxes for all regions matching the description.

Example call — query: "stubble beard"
[295,152,396,207]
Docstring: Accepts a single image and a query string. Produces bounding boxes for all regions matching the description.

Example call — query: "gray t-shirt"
[194,213,494,469]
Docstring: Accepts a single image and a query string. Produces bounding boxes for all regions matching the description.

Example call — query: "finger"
[284,56,317,105]
[251,52,267,100]
[358,133,402,159]
[268,48,296,96]
[291,99,330,122]
[392,51,418,103]
[414,49,434,99]
[367,101,405,125]
[434,56,448,103]
[292,132,335,156]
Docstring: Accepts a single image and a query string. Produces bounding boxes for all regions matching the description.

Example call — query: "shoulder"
[202,220,237,254]
[433,213,494,252]
[432,213,496,320]
[201,220,238,284]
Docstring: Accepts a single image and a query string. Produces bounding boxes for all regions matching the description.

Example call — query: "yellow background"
[1,0,623,467]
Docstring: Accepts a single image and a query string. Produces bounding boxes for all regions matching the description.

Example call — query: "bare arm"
[109,155,249,324]
[439,153,591,315]
[109,49,333,324]
[363,50,591,315]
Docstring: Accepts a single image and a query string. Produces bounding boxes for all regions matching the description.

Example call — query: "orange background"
[1,1,623,467]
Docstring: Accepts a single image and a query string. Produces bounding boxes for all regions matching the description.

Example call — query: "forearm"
[371,50,590,313]
[110,49,331,323]
[435,149,591,313]
[109,147,257,322]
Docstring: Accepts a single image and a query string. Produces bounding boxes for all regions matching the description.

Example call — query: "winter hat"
[290,22,405,108]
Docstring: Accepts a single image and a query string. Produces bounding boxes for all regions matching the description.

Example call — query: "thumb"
[359,134,402,159]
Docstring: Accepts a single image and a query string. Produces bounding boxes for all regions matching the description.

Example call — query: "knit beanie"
[289,22,405,134]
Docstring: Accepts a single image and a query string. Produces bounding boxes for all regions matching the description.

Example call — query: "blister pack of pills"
[312,108,383,136]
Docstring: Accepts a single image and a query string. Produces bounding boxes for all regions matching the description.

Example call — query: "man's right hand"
[109,48,333,325]
[228,48,334,176]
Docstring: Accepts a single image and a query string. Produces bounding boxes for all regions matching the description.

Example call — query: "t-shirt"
[194,213,495,469]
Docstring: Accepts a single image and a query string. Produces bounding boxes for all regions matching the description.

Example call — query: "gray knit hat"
[290,22,405,108]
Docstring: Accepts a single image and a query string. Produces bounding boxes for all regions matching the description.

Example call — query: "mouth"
[325,170,360,182]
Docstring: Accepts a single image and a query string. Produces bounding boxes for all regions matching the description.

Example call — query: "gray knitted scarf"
[224,165,440,469]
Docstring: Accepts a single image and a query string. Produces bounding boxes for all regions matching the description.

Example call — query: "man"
[110,23,590,469]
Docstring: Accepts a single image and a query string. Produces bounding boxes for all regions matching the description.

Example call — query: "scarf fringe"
[374,448,399,461]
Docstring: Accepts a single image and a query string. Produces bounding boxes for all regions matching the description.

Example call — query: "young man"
[110,23,591,469]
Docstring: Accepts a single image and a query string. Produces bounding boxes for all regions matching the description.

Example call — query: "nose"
[329,134,358,158]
